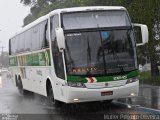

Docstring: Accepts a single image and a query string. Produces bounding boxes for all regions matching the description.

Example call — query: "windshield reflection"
[65,29,137,76]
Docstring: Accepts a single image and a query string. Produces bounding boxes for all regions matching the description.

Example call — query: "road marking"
[115,101,160,115]
[135,106,160,115]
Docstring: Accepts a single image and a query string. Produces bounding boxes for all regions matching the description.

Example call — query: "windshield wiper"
[86,36,91,75]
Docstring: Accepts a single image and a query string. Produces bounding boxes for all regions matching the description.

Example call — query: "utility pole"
[0,46,5,57]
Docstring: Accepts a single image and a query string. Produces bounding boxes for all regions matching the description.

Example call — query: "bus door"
[52,40,66,99]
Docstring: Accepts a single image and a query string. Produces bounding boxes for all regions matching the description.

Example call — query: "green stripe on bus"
[67,70,139,83]
[67,76,88,83]
[9,49,51,66]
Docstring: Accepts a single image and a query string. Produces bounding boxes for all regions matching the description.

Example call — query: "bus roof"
[10,6,126,39]
[50,6,126,15]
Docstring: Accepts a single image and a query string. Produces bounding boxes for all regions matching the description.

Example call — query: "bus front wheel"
[47,82,62,107]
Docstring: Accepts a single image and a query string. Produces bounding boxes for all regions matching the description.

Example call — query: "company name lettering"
[114,76,127,80]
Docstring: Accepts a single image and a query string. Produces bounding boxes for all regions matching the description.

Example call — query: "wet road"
[134,84,160,109]
[0,72,160,120]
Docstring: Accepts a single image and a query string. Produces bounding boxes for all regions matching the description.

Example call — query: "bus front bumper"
[65,81,139,103]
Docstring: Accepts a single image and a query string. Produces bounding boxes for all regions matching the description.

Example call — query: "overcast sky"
[0,0,29,51]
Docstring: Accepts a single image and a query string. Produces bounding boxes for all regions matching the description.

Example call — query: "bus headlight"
[67,81,86,88]
[126,77,139,84]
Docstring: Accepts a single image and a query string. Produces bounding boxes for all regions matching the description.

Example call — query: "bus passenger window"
[51,15,59,41]
[45,24,49,47]
[40,20,49,48]
[25,29,32,52]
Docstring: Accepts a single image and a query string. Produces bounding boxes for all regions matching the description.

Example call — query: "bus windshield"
[62,10,131,30]
[64,29,137,76]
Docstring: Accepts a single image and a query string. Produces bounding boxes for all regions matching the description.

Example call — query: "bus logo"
[113,76,127,80]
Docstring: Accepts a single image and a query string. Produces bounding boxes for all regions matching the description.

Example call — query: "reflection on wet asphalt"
[130,84,160,110]
[0,73,160,120]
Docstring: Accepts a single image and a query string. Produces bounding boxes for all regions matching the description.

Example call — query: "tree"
[20,0,36,6]
[123,0,160,77]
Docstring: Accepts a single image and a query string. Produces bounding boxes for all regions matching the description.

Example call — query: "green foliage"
[139,71,151,81]
[139,71,160,86]
[23,14,35,26]
[20,0,36,6]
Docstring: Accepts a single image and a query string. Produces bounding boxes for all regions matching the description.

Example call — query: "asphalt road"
[0,72,160,120]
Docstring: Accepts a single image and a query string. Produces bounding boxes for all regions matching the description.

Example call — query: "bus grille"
[85,80,127,89]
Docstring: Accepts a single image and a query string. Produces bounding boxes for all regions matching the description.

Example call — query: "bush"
[139,71,160,86]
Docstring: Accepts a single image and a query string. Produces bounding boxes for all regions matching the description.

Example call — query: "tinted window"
[32,25,40,50]
[11,37,17,54]
[25,29,32,52]
[62,11,130,30]
[15,36,20,53]
[51,15,64,79]
[19,33,25,52]
[51,15,59,41]
[52,40,65,79]
[65,29,136,76]
[39,20,48,48]
[10,20,49,55]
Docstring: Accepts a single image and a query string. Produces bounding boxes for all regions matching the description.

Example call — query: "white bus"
[9,6,148,105]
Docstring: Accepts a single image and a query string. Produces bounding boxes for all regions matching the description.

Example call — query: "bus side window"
[19,33,25,53]
[51,15,59,41]
[31,25,40,51]
[40,20,49,48]
[25,29,32,52]
[52,40,65,79]
[51,15,65,79]
[11,37,17,55]
[15,36,21,54]
[45,22,49,47]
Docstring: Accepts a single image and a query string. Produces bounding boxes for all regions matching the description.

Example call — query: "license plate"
[101,91,113,96]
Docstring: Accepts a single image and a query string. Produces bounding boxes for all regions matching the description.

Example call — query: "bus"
[9,6,148,105]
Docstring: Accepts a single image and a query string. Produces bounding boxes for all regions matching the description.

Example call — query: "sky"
[0,0,29,52]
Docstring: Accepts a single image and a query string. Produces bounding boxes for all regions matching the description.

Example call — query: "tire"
[102,99,113,104]
[15,76,18,87]
[47,83,62,107]
[106,99,113,103]
[17,77,28,95]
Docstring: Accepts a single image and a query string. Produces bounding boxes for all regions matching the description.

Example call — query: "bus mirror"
[55,28,65,52]
[133,23,149,47]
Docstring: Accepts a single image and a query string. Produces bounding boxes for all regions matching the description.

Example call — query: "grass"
[139,71,160,86]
